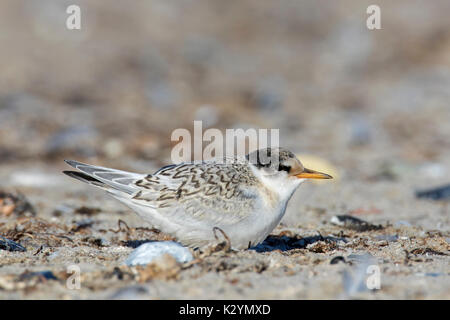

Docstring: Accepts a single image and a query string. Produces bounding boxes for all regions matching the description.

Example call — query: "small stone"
[0,236,26,252]
[125,241,193,266]
[109,286,149,300]
[416,184,450,200]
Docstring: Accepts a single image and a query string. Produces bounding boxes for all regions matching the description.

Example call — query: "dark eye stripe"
[246,148,293,172]
[278,165,291,172]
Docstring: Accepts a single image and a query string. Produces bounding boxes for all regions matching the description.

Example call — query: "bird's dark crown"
[246,147,298,173]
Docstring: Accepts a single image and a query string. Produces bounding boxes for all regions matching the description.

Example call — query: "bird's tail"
[63,160,145,196]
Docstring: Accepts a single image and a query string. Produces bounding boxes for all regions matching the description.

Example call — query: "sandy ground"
[0,1,449,299]
[0,161,448,299]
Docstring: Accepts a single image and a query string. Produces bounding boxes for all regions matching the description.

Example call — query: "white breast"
[226,167,304,249]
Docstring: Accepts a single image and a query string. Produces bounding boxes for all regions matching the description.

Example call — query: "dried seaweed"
[410,247,448,256]
[330,215,383,232]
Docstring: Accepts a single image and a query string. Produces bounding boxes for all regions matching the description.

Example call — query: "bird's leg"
[212,226,231,252]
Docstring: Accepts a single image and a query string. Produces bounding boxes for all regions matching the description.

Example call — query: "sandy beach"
[0,0,449,299]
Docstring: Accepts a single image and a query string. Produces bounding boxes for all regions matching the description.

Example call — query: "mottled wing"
[130,162,261,226]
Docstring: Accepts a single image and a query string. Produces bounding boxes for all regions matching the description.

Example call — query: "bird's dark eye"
[278,164,291,173]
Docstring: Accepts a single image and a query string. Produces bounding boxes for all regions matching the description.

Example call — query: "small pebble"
[416,184,450,200]
[0,236,26,252]
[109,286,149,300]
[125,241,193,266]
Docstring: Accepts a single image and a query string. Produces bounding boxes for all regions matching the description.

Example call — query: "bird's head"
[246,147,332,196]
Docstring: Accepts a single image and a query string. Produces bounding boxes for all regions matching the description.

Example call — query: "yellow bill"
[295,167,333,179]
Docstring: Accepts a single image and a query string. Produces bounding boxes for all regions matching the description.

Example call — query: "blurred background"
[0,0,449,300]
[1,0,450,176]
[0,0,450,208]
